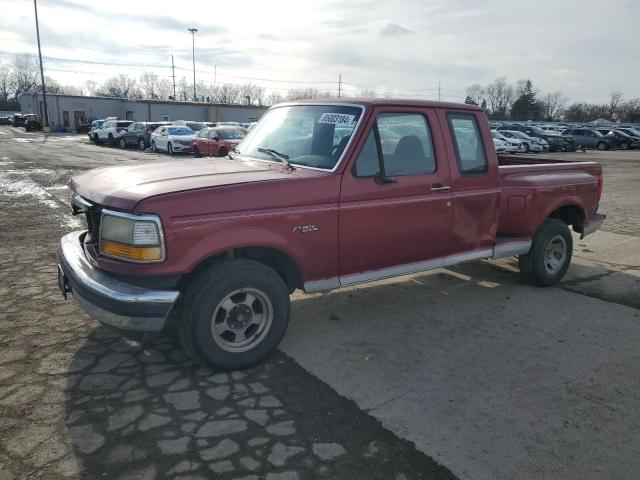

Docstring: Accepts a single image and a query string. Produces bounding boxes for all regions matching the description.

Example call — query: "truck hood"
[70,158,303,210]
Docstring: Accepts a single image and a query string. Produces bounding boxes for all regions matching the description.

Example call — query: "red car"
[59,99,605,369]
[192,126,246,157]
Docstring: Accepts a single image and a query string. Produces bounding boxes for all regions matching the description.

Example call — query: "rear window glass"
[117,121,133,127]
[447,113,488,175]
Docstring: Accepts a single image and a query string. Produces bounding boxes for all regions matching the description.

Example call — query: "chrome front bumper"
[57,231,180,331]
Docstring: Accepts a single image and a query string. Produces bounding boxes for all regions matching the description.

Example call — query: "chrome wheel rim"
[211,288,273,353]
[544,234,567,275]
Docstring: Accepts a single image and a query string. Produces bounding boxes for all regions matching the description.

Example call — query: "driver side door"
[338,108,453,282]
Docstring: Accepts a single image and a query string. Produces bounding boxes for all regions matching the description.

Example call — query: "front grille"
[85,206,102,247]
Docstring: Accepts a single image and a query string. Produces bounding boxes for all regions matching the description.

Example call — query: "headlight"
[100,210,165,262]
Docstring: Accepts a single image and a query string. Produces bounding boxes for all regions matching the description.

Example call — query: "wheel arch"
[546,203,585,234]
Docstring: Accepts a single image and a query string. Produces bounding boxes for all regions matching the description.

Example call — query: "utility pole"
[438,81,441,101]
[171,55,176,100]
[338,73,341,98]
[33,0,49,128]
[188,27,198,102]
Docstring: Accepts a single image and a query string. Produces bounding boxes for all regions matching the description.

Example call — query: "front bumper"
[581,213,606,239]
[58,231,180,331]
[172,142,192,151]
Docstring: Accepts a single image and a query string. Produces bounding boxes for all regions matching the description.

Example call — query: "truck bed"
[496,155,603,238]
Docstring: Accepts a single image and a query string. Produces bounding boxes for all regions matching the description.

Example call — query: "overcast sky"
[0,0,637,103]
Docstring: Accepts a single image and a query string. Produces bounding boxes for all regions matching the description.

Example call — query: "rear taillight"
[596,175,603,202]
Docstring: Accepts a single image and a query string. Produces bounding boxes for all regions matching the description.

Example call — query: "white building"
[19,93,268,131]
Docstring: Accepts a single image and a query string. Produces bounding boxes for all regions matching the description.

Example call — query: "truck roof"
[280,97,482,111]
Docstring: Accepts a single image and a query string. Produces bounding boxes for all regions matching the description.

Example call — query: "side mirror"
[213,136,220,142]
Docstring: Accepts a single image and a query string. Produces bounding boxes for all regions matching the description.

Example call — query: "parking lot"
[1,125,639,480]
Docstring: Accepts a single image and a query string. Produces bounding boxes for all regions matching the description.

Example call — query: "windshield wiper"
[257,148,295,170]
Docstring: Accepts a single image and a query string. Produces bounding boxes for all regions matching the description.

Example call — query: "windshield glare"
[168,127,193,135]
[236,105,363,170]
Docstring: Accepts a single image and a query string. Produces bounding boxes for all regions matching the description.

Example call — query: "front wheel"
[94,134,102,145]
[177,259,291,369]
[518,218,573,287]
[151,141,157,152]
[523,143,530,153]
[620,141,629,150]
[597,141,607,151]
[108,134,114,147]
[138,138,146,150]
[218,147,228,158]
[193,146,201,158]
[119,137,126,149]
[168,143,174,156]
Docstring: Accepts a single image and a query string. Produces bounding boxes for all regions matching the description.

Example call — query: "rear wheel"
[151,141,157,152]
[193,146,201,158]
[119,137,126,149]
[620,141,629,150]
[523,143,530,153]
[597,141,607,151]
[519,219,573,287]
[168,143,174,156]
[177,259,291,369]
[108,134,114,147]
[94,134,102,146]
[138,138,146,150]
[218,147,228,158]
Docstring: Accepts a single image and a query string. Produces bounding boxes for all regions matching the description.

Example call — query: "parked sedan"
[118,122,170,150]
[499,124,573,151]
[192,126,246,157]
[499,130,546,152]
[150,125,196,155]
[561,128,612,151]
[492,130,524,153]
[595,129,640,150]
[615,128,640,140]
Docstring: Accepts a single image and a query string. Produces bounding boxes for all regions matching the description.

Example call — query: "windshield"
[624,128,640,136]
[491,131,506,140]
[510,131,530,139]
[236,104,363,170]
[168,127,193,135]
[186,122,206,131]
[218,128,246,140]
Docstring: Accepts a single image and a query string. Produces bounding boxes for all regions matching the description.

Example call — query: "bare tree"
[607,92,623,119]
[139,72,160,99]
[542,91,568,121]
[484,77,514,118]
[0,66,10,102]
[265,90,283,106]
[359,89,378,98]
[465,84,484,105]
[11,54,39,100]
[97,74,138,98]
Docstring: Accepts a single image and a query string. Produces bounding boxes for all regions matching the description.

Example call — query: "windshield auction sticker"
[318,113,356,126]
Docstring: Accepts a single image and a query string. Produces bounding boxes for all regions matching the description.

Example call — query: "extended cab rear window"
[447,113,488,175]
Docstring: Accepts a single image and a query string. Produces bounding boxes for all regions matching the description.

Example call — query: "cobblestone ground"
[0,244,456,480]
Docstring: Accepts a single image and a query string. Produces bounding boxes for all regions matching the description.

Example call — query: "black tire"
[94,134,102,146]
[518,218,573,287]
[108,134,114,147]
[620,141,629,150]
[168,143,174,156]
[523,143,530,153]
[119,137,126,149]
[597,141,607,151]
[193,146,201,158]
[152,141,157,152]
[177,259,291,369]
[218,147,228,158]
[138,138,146,150]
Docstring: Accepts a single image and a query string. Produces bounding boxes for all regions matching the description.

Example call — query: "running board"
[304,238,532,294]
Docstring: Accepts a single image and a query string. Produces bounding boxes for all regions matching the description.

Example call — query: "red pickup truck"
[58,99,605,369]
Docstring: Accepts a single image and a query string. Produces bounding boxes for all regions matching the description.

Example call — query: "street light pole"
[188,27,198,102]
[33,0,49,128]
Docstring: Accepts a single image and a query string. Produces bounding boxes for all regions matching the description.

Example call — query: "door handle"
[431,185,451,192]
